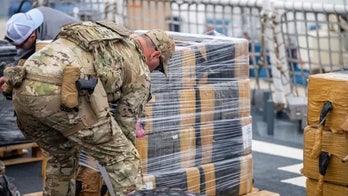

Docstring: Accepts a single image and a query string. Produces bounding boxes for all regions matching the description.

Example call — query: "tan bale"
[307,72,348,133]
[302,126,348,186]
[306,177,348,196]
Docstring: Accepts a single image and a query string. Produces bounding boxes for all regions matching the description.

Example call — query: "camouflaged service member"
[8,21,175,196]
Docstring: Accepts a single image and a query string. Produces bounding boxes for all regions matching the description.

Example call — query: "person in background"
[3,21,175,195]
[8,0,33,17]
[242,32,253,65]
[4,6,80,66]
[0,6,80,189]
[1,6,80,92]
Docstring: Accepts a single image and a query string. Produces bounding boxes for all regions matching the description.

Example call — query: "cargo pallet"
[0,142,44,166]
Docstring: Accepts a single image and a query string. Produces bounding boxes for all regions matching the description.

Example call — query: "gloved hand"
[136,119,145,138]
[0,77,5,92]
[0,62,6,90]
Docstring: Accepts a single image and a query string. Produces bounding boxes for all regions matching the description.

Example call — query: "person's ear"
[29,32,37,41]
[150,50,161,60]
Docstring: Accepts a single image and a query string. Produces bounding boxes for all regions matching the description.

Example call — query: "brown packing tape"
[201,163,216,196]
[200,123,214,164]
[199,84,215,123]
[135,135,149,173]
[234,40,250,78]
[179,89,196,127]
[166,45,197,90]
[195,44,209,85]
[197,44,208,60]
[239,153,254,195]
[238,79,251,118]
[143,102,153,135]
[182,47,197,88]
[179,127,196,168]
[186,167,201,193]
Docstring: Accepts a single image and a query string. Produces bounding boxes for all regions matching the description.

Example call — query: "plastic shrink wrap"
[136,31,252,195]
[79,31,253,196]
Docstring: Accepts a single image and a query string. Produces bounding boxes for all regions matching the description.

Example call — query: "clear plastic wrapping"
[78,31,252,195]
[135,32,253,195]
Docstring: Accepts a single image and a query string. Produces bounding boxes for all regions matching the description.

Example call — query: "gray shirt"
[35,6,79,41]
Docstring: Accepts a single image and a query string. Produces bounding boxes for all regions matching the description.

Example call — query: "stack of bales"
[0,40,30,147]
[135,32,253,195]
[302,71,348,195]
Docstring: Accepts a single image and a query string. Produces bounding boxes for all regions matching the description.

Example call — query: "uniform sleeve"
[114,78,151,144]
[109,41,151,144]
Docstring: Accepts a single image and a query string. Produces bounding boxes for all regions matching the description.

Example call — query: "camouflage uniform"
[9,21,175,196]
[0,161,5,175]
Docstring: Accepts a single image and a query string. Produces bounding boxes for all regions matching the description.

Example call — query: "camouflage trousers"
[12,89,142,196]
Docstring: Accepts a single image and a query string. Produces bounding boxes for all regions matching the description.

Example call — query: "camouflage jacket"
[22,21,152,143]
